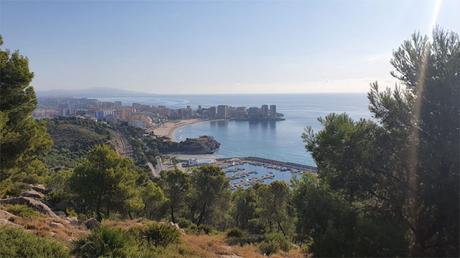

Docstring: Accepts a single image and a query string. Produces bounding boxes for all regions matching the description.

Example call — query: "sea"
[99,94,371,167]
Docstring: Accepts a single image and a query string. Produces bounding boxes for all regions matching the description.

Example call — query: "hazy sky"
[1,0,459,94]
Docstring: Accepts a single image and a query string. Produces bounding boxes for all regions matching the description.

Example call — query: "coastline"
[153,119,205,139]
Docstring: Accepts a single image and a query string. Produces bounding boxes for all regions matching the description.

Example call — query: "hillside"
[42,117,222,170]
[0,185,304,257]
[42,117,164,170]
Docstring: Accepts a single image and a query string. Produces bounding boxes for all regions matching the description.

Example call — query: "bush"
[6,204,40,218]
[0,226,70,258]
[72,226,133,258]
[177,218,193,229]
[259,240,280,256]
[266,232,291,252]
[197,224,212,234]
[137,222,180,247]
[247,218,266,234]
[258,233,291,255]
[226,228,243,238]
[227,233,264,246]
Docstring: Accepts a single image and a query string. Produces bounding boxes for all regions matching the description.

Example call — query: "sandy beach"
[153,119,204,139]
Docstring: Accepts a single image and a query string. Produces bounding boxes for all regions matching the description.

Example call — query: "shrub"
[177,218,193,229]
[72,226,133,258]
[247,218,266,234]
[197,224,212,234]
[0,226,70,258]
[228,234,264,246]
[259,240,279,256]
[226,228,243,238]
[138,222,180,247]
[266,232,291,252]
[6,204,40,218]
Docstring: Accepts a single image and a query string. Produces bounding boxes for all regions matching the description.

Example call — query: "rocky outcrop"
[29,184,48,194]
[21,189,45,200]
[172,136,220,154]
[84,218,100,229]
[0,197,58,218]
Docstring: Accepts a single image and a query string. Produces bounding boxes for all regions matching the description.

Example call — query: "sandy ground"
[153,119,204,139]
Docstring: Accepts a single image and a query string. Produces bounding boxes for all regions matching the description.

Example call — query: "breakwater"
[217,156,317,173]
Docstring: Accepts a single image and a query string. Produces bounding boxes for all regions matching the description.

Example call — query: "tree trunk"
[170,205,176,223]
[197,202,207,226]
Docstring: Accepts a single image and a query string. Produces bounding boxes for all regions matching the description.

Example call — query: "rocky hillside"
[0,184,303,258]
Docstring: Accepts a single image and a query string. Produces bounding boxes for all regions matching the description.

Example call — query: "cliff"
[168,136,220,154]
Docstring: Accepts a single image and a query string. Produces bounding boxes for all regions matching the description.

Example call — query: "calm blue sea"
[99,94,371,166]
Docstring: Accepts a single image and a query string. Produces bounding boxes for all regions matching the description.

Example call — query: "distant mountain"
[36,87,154,98]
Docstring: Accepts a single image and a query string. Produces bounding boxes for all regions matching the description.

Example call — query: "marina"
[176,156,317,190]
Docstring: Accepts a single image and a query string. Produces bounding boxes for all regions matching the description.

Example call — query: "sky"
[1,0,459,94]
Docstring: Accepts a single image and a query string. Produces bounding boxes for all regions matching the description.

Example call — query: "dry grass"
[1,205,87,246]
[1,209,305,258]
[181,233,305,258]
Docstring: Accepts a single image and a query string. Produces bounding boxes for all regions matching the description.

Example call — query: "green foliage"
[72,226,133,258]
[231,187,258,231]
[0,36,52,196]
[46,169,73,208]
[160,169,190,223]
[188,166,231,227]
[69,145,141,219]
[6,204,40,218]
[43,117,111,168]
[256,181,292,236]
[73,223,179,258]
[265,232,291,252]
[134,222,180,247]
[140,181,167,220]
[226,228,243,238]
[259,240,279,256]
[301,28,459,257]
[0,226,70,258]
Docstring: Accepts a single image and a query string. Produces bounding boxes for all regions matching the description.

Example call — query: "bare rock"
[21,189,45,200]
[84,218,100,230]
[29,184,49,194]
[0,218,21,228]
[55,211,67,217]
[67,217,79,225]
[49,222,65,229]
[0,209,17,220]
[0,197,58,218]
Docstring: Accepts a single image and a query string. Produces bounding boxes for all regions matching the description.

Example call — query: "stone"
[84,218,100,230]
[49,222,65,229]
[0,218,21,228]
[0,197,58,218]
[67,217,79,225]
[21,189,45,200]
[0,209,17,220]
[55,211,66,217]
[29,184,48,194]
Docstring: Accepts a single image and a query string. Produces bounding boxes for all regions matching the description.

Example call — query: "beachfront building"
[269,105,277,118]
[217,105,228,119]
[127,114,154,129]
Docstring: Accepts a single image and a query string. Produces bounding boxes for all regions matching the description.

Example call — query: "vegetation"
[134,222,180,247]
[0,35,52,197]
[0,28,458,257]
[302,28,459,257]
[6,204,41,218]
[69,145,142,220]
[0,226,70,258]
[43,117,112,168]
